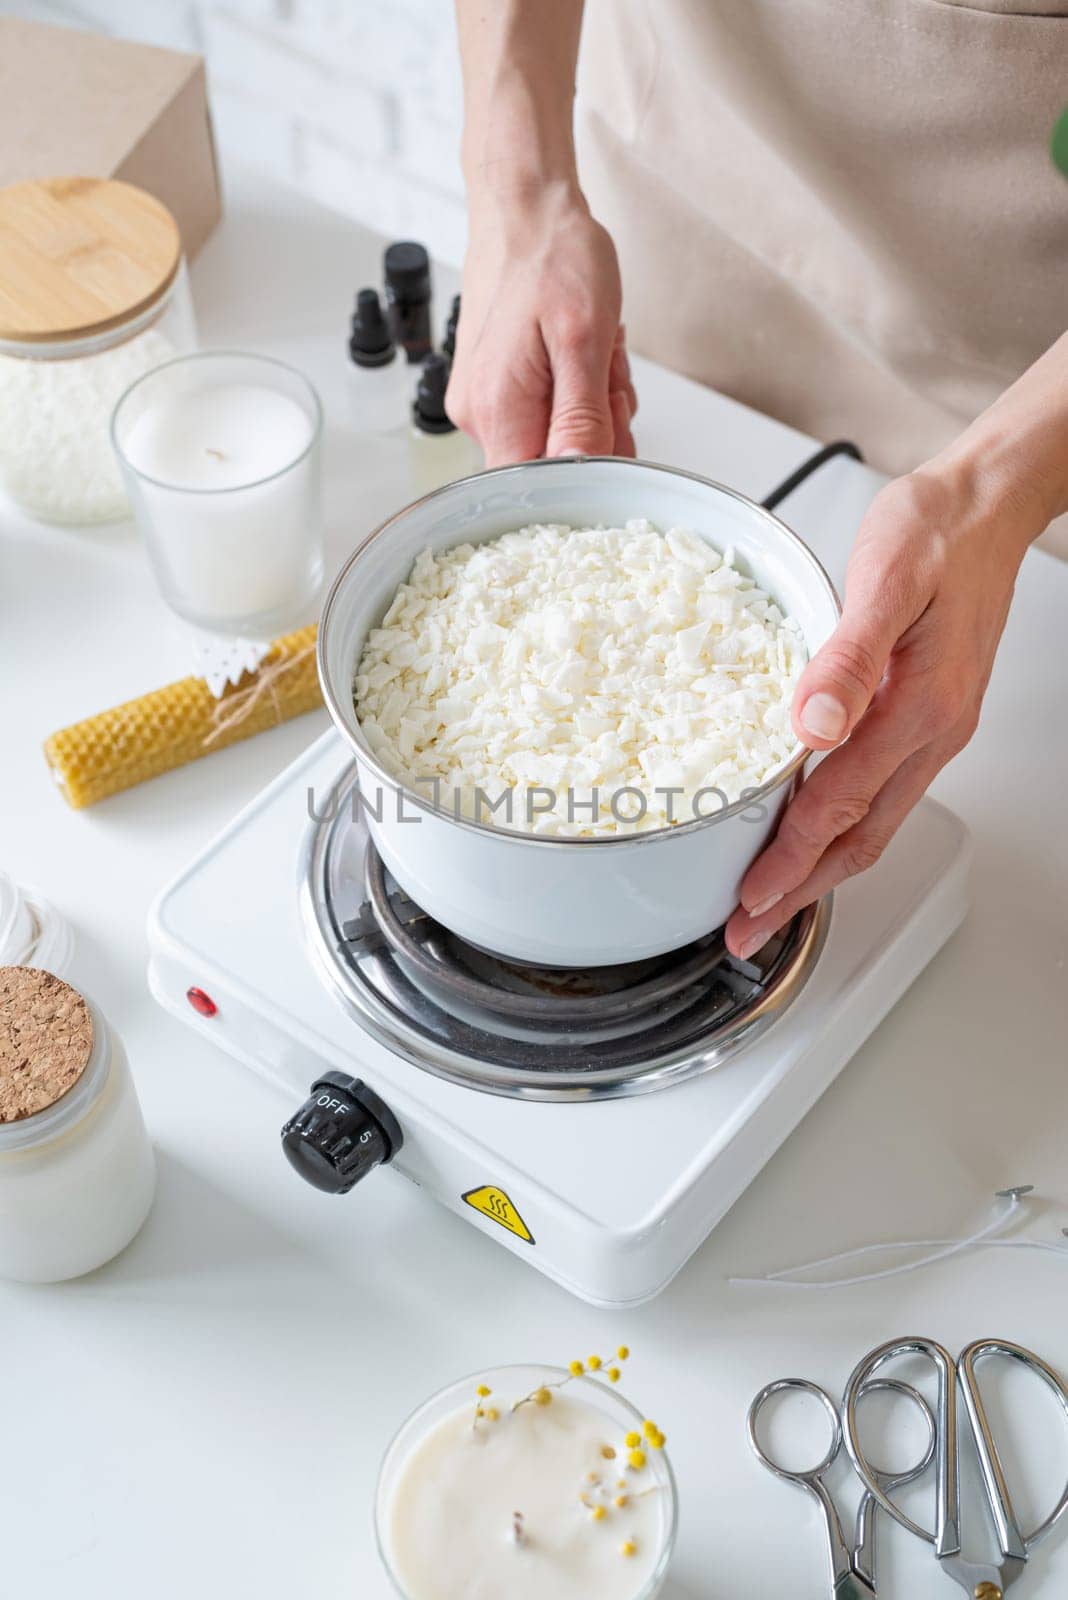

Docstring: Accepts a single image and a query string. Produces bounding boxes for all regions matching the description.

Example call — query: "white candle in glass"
[112,352,324,636]
[376,1365,676,1600]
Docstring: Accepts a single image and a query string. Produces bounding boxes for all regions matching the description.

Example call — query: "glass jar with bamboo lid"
[0,175,197,524]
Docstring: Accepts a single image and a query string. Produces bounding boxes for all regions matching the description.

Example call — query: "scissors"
[747,1375,937,1598]
[843,1338,1068,1598]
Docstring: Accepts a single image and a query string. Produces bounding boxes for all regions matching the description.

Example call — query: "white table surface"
[4,161,1068,1600]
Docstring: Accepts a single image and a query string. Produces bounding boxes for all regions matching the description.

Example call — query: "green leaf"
[1052,105,1068,179]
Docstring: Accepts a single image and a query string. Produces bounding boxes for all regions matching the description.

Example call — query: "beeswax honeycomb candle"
[43,624,321,809]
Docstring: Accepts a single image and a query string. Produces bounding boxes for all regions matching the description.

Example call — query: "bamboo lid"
[0,176,182,345]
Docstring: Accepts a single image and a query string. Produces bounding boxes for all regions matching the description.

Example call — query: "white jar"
[0,176,197,525]
[0,968,156,1283]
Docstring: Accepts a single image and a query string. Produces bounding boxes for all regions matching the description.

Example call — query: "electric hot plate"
[148,731,971,1306]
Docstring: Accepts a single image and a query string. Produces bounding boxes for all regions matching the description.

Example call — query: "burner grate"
[345,844,761,1031]
[301,765,830,1101]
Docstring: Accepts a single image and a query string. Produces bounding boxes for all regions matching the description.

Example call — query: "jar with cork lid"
[0,176,197,525]
[0,967,156,1283]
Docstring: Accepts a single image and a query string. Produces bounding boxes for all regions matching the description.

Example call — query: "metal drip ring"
[363,843,732,1025]
[301,760,831,1100]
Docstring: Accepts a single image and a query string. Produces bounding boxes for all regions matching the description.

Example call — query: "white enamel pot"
[318,456,840,967]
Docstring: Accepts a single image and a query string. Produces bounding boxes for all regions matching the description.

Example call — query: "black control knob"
[281,1072,402,1195]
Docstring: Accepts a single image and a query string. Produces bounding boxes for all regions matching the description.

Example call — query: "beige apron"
[576,0,1068,557]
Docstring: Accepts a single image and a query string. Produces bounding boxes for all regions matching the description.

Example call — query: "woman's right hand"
[446,182,636,467]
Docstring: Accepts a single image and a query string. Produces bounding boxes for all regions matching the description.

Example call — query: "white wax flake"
[0,328,176,523]
[192,636,271,699]
[354,520,807,835]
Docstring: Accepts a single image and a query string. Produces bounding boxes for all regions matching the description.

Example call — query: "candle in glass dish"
[376,1362,676,1600]
[111,352,324,637]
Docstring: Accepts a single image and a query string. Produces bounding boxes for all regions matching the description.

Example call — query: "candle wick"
[205,447,226,461]
[511,1511,526,1547]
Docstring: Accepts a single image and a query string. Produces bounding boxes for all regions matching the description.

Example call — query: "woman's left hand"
[725,456,1046,960]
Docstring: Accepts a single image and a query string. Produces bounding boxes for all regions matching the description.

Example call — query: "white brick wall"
[1,0,469,264]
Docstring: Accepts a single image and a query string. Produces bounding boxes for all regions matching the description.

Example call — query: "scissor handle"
[843,1336,961,1555]
[851,1379,937,1591]
[850,1377,938,1487]
[959,1339,1068,1558]
[747,1378,856,1592]
[747,1377,843,1482]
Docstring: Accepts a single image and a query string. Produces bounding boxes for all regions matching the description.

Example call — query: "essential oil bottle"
[442,293,461,361]
[384,241,433,363]
[348,287,412,430]
[408,353,481,494]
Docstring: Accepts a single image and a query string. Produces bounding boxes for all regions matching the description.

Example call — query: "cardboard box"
[0,18,221,259]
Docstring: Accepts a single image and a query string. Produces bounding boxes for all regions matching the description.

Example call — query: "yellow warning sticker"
[462,1185,535,1245]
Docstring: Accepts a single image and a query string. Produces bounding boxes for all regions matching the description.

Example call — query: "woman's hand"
[725,460,1043,960]
[447,184,636,466]
[728,321,1068,961]
[451,0,634,463]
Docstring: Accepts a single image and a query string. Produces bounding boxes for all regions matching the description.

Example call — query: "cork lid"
[0,176,182,345]
[0,967,95,1123]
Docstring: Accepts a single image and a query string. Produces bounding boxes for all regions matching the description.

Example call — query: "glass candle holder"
[111,351,324,637]
[375,1364,678,1600]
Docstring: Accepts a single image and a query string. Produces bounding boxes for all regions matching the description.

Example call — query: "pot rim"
[318,454,842,850]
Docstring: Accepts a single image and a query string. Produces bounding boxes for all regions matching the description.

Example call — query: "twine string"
[202,641,316,748]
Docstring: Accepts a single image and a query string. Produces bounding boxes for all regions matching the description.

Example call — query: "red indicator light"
[186,986,217,1017]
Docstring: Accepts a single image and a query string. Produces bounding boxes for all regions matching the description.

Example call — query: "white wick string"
[744,1193,1018,1284]
[728,1188,1064,1289]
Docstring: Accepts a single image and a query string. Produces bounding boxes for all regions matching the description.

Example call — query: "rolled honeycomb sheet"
[44,624,322,809]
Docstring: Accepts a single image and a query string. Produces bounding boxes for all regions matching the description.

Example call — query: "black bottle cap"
[349,287,396,368]
[384,240,431,300]
[442,293,461,359]
[413,352,456,434]
[281,1071,403,1195]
